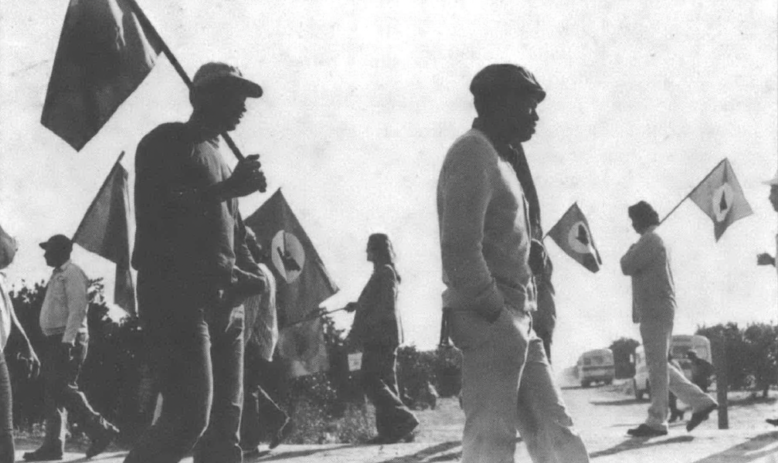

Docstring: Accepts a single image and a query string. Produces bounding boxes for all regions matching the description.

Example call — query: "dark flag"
[72,153,136,314]
[245,189,339,376]
[42,0,162,150]
[547,203,603,273]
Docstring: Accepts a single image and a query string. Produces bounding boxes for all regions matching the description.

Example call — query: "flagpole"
[287,307,348,327]
[659,158,726,225]
[125,0,246,162]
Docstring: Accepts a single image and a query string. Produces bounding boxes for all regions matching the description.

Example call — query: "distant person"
[668,354,684,423]
[438,63,589,462]
[756,172,778,427]
[686,351,714,392]
[126,62,267,463]
[0,224,40,463]
[345,233,418,444]
[240,229,291,454]
[23,235,119,461]
[621,202,717,437]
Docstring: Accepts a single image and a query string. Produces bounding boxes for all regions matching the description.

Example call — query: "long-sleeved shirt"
[620,225,676,324]
[437,128,536,319]
[350,264,403,348]
[132,122,251,290]
[40,260,89,343]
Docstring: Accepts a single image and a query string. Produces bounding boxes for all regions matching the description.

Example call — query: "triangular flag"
[245,189,338,377]
[73,153,136,314]
[547,203,603,273]
[42,0,162,150]
[688,158,753,241]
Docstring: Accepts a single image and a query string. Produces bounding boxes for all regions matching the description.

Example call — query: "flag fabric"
[245,189,339,377]
[42,0,162,151]
[546,203,603,273]
[688,158,753,241]
[73,153,136,314]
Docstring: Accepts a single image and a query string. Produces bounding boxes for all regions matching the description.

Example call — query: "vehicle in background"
[576,348,615,388]
[633,334,712,400]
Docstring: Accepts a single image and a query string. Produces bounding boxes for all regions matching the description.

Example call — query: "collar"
[53,260,71,274]
[185,117,221,144]
[642,225,658,236]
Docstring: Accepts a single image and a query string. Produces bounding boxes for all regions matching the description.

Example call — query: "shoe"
[686,404,718,432]
[86,420,120,458]
[627,424,668,437]
[767,418,778,426]
[269,416,293,450]
[383,416,420,444]
[23,448,63,461]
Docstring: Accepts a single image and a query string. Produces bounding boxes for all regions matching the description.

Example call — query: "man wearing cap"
[23,235,119,461]
[437,63,589,462]
[125,62,267,463]
[757,173,778,426]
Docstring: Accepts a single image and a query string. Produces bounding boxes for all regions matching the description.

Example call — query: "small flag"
[42,0,162,150]
[245,189,338,376]
[547,203,603,273]
[73,153,136,314]
[688,158,753,241]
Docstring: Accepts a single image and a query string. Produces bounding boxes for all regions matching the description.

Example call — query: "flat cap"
[470,64,545,102]
[192,62,263,98]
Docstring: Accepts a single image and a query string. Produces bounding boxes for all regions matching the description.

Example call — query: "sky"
[0,0,776,369]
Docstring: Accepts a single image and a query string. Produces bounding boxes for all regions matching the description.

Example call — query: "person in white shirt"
[621,202,717,437]
[23,235,118,462]
[0,224,39,463]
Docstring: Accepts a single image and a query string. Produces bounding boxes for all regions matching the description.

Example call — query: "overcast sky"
[1,0,776,369]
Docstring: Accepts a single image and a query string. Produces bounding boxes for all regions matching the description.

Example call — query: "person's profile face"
[504,93,539,143]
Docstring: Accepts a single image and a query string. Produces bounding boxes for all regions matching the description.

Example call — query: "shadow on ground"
[255,444,357,461]
[374,441,462,463]
[590,398,644,406]
[590,435,695,459]
[691,431,778,463]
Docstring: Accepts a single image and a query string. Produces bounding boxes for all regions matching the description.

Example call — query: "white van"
[576,349,615,388]
[633,334,712,400]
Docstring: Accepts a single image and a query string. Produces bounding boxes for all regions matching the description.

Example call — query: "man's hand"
[16,344,40,380]
[757,253,775,267]
[225,154,267,197]
[344,302,358,313]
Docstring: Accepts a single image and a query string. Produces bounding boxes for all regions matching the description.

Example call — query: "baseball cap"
[39,234,73,252]
[470,64,545,102]
[192,62,263,98]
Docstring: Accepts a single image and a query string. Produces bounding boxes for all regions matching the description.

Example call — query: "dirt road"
[15,382,778,462]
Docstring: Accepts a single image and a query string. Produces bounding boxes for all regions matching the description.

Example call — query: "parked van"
[576,349,615,387]
[633,334,712,400]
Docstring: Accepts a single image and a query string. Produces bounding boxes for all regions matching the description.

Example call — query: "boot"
[85,417,120,458]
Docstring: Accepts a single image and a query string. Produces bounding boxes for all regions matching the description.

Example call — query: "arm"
[440,141,503,321]
[620,233,659,276]
[62,267,89,345]
[757,253,775,267]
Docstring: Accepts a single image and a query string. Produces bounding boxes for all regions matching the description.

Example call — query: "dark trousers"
[0,353,13,463]
[124,272,245,463]
[240,351,287,450]
[361,346,416,437]
[41,333,102,454]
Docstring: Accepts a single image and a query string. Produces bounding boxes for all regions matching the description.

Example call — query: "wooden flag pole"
[659,158,726,226]
[125,0,246,162]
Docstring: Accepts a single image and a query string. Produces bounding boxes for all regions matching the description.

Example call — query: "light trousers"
[449,308,589,463]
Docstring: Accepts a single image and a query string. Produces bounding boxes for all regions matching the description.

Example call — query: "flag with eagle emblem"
[245,189,339,377]
[688,158,753,241]
[547,203,603,273]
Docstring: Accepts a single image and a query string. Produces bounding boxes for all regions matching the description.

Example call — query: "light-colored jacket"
[437,128,536,319]
[244,263,278,361]
[40,260,89,343]
[620,226,676,324]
